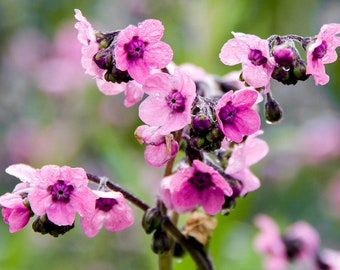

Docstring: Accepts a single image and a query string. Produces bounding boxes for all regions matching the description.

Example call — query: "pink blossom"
[306,23,340,85]
[160,160,233,215]
[27,165,97,226]
[139,69,196,134]
[318,249,340,270]
[0,193,31,233]
[219,32,275,89]
[115,19,173,83]
[80,190,134,237]
[215,88,261,143]
[254,214,287,270]
[135,125,179,167]
[285,221,320,259]
[254,214,322,270]
[224,130,269,196]
[74,9,101,77]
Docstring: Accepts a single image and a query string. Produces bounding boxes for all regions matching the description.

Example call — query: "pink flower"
[284,221,320,260]
[115,19,173,83]
[139,69,196,134]
[318,249,340,270]
[27,165,97,226]
[0,193,31,233]
[215,88,261,143]
[135,125,179,167]
[219,32,275,89]
[306,23,340,85]
[224,130,269,196]
[160,160,233,215]
[254,214,321,270]
[74,9,101,77]
[254,214,287,270]
[80,190,134,237]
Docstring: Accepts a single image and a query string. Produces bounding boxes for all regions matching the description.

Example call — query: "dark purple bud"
[192,115,211,132]
[94,50,113,70]
[293,59,309,81]
[265,93,283,124]
[32,215,74,237]
[142,207,162,234]
[273,46,295,67]
[151,228,171,254]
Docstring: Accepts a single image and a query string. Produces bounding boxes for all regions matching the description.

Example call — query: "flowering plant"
[1,7,340,270]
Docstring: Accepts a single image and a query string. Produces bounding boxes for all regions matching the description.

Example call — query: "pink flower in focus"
[219,32,275,89]
[224,130,269,196]
[306,23,340,85]
[215,88,261,143]
[139,69,196,134]
[254,214,287,270]
[160,160,233,215]
[0,193,31,233]
[80,190,134,237]
[135,125,179,167]
[74,9,102,77]
[115,19,173,83]
[27,165,97,226]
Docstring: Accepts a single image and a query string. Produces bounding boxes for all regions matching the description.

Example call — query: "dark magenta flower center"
[125,36,147,60]
[248,49,268,66]
[166,89,186,112]
[95,197,118,212]
[49,180,74,203]
[219,101,238,123]
[189,171,213,191]
[312,40,327,60]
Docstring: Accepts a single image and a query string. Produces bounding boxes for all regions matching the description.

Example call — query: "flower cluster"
[0,164,134,237]
[254,214,340,270]
[0,7,339,270]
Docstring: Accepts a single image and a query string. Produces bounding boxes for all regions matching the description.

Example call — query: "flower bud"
[192,114,211,133]
[273,45,295,67]
[142,207,162,234]
[93,50,113,70]
[32,215,74,237]
[151,228,171,254]
[265,93,283,124]
[293,59,310,81]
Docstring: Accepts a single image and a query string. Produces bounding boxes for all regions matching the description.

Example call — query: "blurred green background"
[0,0,339,269]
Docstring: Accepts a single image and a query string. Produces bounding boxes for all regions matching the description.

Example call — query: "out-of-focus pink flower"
[0,193,31,233]
[215,88,261,143]
[284,221,320,259]
[80,190,134,237]
[224,130,269,196]
[115,19,173,83]
[160,160,233,215]
[135,125,178,167]
[306,23,340,85]
[219,32,275,89]
[254,214,287,270]
[318,249,340,270]
[26,165,97,226]
[139,68,196,134]
[254,214,322,270]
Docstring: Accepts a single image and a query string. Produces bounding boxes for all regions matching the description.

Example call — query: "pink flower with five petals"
[160,160,233,215]
[115,19,173,83]
[306,23,340,85]
[219,32,275,90]
[139,68,196,134]
[26,165,97,226]
[215,88,261,143]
